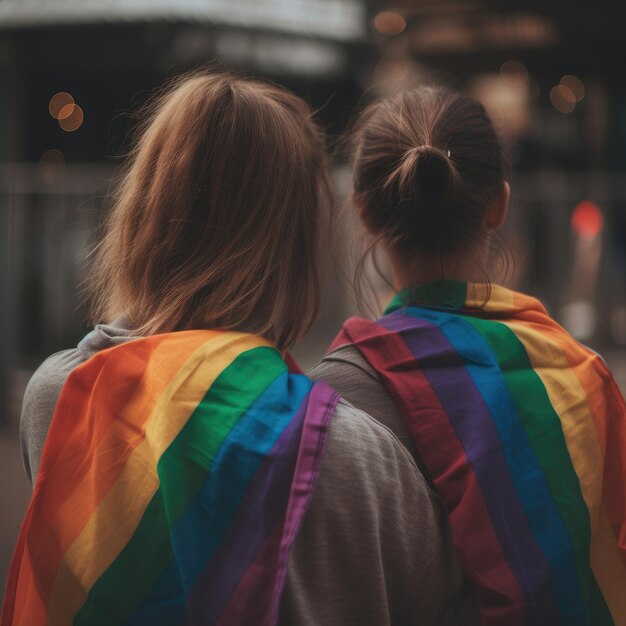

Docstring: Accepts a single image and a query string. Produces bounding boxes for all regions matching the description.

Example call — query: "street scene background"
[1,0,626,596]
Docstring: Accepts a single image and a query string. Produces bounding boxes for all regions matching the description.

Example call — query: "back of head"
[90,70,330,349]
[352,86,508,258]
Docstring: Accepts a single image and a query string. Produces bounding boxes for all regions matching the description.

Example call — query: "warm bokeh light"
[499,60,529,87]
[57,105,75,121]
[58,103,75,120]
[571,200,604,237]
[559,84,577,104]
[58,104,84,132]
[560,74,585,102]
[472,74,530,140]
[39,148,65,183]
[39,148,64,164]
[38,149,65,182]
[48,92,74,120]
[550,84,576,113]
[372,57,420,90]
[373,11,406,36]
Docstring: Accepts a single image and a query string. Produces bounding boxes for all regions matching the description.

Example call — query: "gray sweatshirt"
[19,323,478,626]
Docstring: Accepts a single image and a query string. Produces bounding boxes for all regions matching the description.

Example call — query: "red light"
[571,201,603,237]
[373,11,406,36]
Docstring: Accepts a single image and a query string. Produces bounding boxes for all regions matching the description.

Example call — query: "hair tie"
[412,144,451,159]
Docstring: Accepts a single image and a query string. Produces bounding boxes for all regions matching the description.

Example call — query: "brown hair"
[89,71,330,349]
[352,86,508,262]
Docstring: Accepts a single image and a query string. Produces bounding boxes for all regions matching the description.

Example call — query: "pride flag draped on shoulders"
[2,330,338,626]
[331,281,626,626]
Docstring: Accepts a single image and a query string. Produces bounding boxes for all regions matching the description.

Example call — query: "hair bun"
[384,143,457,201]
[352,86,507,255]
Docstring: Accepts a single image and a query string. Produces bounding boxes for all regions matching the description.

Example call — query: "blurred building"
[367,0,626,352]
[0,0,371,423]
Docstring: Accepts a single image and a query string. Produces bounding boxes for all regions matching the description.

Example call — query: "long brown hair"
[89,70,331,349]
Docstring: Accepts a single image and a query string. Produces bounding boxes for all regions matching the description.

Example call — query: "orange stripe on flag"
[509,294,626,624]
[10,331,218,626]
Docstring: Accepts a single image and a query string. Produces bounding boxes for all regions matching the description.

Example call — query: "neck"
[387,244,491,292]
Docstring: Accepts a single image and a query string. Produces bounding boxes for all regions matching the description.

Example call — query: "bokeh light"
[560,301,596,340]
[39,148,64,164]
[58,104,84,132]
[38,149,65,182]
[550,84,576,113]
[373,11,406,36]
[499,60,529,87]
[571,200,604,237]
[560,74,585,102]
[472,74,531,140]
[48,92,74,120]
[372,57,418,90]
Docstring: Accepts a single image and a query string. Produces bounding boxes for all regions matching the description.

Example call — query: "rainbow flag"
[331,281,626,626]
[2,330,338,626]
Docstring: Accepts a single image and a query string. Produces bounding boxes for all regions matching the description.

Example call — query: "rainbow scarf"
[331,281,626,626]
[2,330,338,626]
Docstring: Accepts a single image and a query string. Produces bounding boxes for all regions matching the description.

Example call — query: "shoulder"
[20,348,86,483]
[311,396,440,542]
[309,346,425,473]
[325,397,422,484]
[308,345,383,410]
[310,343,380,384]
[282,397,479,625]
[318,396,438,532]
[22,348,86,413]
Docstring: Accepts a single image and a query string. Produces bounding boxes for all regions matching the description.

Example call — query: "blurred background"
[1,0,625,595]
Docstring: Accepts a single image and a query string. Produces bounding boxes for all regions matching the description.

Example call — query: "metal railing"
[0,163,113,423]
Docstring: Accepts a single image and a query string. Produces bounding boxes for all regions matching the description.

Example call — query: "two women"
[4,71,625,626]
[3,74,475,625]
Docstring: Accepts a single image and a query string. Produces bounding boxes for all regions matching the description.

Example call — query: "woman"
[3,73,477,626]
[312,87,626,626]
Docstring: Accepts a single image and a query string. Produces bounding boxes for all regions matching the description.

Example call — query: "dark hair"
[89,70,331,349]
[352,86,509,259]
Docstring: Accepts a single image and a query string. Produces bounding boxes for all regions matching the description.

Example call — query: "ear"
[485,181,510,231]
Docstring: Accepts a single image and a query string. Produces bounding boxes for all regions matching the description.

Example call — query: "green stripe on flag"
[74,345,286,625]
[460,314,612,625]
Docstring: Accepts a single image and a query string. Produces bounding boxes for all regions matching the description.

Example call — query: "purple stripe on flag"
[182,405,304,625]
[380,311,558,621]
[183,382,337,626]
[267,382,338,624]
